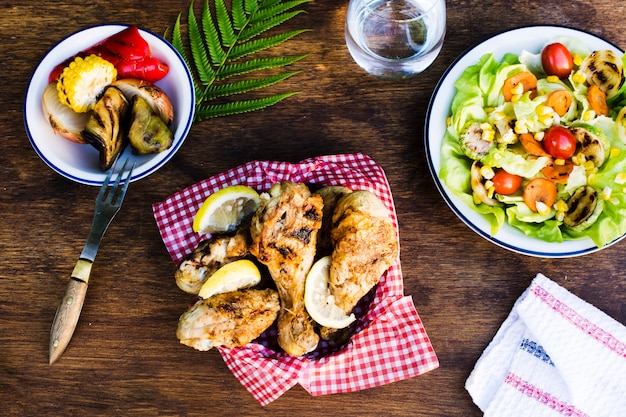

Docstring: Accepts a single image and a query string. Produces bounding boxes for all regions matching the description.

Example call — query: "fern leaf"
[217,55,307,80]
[168,0,312,123]
[251,0,311,25]
[187,2,216,83]
[240,10,307,41]
[195,93,299,119]
[230,29,309,60]
[232,0,246,30]
[205,71,301,100]
[215,0,236,47]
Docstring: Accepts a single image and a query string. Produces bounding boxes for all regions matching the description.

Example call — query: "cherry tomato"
[543,125,577,159]
[541,43,574,79]
[492,169,523,195]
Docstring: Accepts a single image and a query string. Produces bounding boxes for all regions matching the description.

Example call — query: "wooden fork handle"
[49,259,93,364]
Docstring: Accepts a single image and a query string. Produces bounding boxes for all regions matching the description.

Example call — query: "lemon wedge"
[304,256,356,329]
[193,185,261,235]
[198,259,262,300]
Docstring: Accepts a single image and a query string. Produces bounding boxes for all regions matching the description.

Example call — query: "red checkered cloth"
[152,153,439,405]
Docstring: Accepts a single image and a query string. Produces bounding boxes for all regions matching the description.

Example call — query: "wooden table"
[2,1,625,415]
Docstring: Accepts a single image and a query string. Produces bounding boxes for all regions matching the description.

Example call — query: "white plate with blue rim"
[425,25,625,258]
[24,24,195,186]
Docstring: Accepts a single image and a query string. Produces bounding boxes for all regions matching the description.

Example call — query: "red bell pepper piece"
[115,57,169,83]
[48,26,168,83]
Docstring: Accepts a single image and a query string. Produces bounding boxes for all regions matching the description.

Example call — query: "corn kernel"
[556,211,565,222]
[583,110,595,121]
[514,120,529,134]
[573,54,582,66]
[539,115,554,125]
[610,147,621,159]
[556,200,568,212]
[485,180,495,190]
[473,192,482,205]
[482,129,495,142]
[493,111,507,121]
[446,116,452,126]
[546,75,560,83]
[554,158,565,166]
[583,160,596,171]
[615,172,626,184]
[572,72,586,84]
[487,186,495,199]
[534,131,545,141]
[480,122,493,131]
[536,105,554,116]
[536,201,551,216]
[572,152,586,165]
[512,83,524,95]
[480,165,495,179]
[602,186,612,200]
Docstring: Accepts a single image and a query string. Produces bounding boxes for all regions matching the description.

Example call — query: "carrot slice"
[523,178,557,212]
[541,160,575,183]
[502,71,538,101]
[587,84,609,116]
[519,133,549,156]
[545,90,573,116]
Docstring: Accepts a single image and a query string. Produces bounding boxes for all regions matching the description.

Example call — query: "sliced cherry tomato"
[543,125,577,159]
[541,43,574,79]
[524,178,557,213]
[492,169,523,195]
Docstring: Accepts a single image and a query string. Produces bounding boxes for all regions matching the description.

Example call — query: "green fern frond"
[168,0,312,122]
[205,71,301,100]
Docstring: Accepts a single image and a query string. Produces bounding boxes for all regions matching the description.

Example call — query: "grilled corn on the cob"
[57,55,117,113]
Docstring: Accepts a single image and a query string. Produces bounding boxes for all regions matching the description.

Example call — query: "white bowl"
[425,26,625,258]
[24,24,195,185]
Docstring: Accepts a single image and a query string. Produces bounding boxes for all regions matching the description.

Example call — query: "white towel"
[466,273,626,417]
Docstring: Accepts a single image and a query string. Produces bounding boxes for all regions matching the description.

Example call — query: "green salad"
[440,37,626,247]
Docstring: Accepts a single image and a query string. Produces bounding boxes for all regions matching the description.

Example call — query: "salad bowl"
[425,26,625,257]
[24,24,195,186]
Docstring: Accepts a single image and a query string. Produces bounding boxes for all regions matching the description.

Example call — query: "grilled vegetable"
[127,95,173,154]
[470,161,500,206]
[461,122,494,160]
[42,82,91,144]
[579,50,624,98]
[49,26,168,83]
[82,86,129,170]
[571,123,610,168]
[563,186,603,231]
[112,78,174,125]
[57,55,117,113]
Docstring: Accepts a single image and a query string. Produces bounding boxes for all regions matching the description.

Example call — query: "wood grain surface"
[2,1,626,415]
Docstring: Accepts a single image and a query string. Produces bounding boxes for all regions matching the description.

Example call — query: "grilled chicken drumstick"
[320,190,399,341]
[177,288,280,351]
[250,181,323,356]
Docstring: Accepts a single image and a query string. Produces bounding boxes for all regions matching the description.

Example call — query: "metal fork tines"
[49,158,134,364]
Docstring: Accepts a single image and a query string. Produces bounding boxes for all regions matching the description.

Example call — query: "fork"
[49,158,134,364]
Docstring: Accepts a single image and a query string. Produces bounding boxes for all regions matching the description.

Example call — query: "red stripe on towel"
[531,284,626,359]
[504,371,589,416]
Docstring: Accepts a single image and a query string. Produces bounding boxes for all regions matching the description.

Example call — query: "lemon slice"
[304,256,356,329]
[198,259,262,299]
[193,185,261,235]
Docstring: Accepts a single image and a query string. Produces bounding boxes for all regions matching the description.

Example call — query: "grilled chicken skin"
[321,190,399,340]
[177,288,280,351]
[249,181,323,356]
[175,229,250,295]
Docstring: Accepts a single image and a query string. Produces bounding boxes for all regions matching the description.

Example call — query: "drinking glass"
[345,0,446,79]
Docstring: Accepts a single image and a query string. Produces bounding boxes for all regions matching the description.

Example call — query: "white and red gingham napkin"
[152,153,439,405]
[466,273,626,417]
